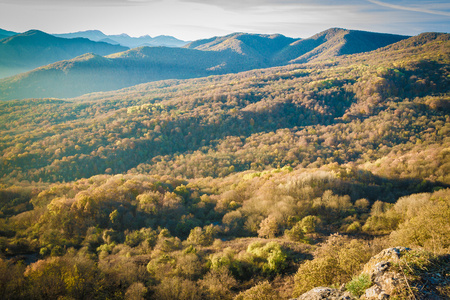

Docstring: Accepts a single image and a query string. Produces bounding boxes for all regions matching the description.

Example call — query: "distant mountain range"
[53,30,188,48]
[0,28,410,100]
[186,28,408,65]
[0,30,127,78]
[0,47,250,99]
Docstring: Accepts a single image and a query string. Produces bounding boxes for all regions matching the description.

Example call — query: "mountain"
[0,28,17,38]
[53,29,107,41]
[0,30,128,78]
[99,37,121,45]
[381,31,450,50]
[107,34,156,48]
[185,32,297,69]
[186,29,409,66]
[1,31,448,183]
[273,27,409,63]
[152,35,190,47]
[186,32,296,55]
[0,28,18,42]
[0,29,411,99]
[0,46,252,99]
[54,30,188,48]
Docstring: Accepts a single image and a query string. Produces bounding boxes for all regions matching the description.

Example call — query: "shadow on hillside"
[320,168,450,203]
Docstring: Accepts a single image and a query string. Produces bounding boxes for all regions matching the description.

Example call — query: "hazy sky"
[1,0,449,40]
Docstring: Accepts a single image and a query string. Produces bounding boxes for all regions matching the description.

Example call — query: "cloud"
[182,0,450,19]
[0,0,162,6]
[179,0,331,11]
[367,0,450,17]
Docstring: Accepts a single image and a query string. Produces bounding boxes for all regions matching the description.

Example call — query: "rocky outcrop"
[360,247,410,299]
[295,246,449,300]
[296,287,352,300]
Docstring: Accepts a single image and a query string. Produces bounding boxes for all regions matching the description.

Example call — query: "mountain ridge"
[0,45,251,99]
[0,28,17,39]
[0,29,128,78]
[0,28,413,99]
[54,29,188,48]
[273,27,409,64]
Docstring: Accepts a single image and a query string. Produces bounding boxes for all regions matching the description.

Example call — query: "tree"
[257,216,280,238]
[186,224,217,246]
[234,281,279,300]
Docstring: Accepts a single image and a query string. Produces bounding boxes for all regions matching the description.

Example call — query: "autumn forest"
[0,29,449,299]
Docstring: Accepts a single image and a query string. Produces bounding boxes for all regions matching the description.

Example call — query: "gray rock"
[361,247,411,300]
[295,287,353,300]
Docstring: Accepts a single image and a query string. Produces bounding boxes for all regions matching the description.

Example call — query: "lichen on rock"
[360,247,411,299]
[295,286,353,300]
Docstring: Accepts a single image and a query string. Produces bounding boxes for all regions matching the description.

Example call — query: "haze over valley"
[0,28,409,99]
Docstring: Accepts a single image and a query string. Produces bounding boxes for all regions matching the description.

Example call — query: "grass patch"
[346,273,372,297]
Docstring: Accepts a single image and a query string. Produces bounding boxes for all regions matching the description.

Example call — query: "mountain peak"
[54,31,186,48]
[0,28,18,37]
[273,27,409,64]
[72,52,103,60]
[0,29,127,78]
[80,30,104,34]
[308,27,349,40]
[1,29,57,45]
[21,29,52,37]
[52,30,108,42]
[185,32,296,59]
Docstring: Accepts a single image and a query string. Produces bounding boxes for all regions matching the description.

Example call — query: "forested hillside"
[0,31,449,299]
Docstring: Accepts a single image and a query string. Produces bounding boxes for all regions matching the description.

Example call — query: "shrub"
[300,215,321,234]
[284,222,306,242]
[233,281,279,300]
[257,216,280,238]
[293,234,372,296]
[247,241,287,275]
[354,198,370,212]
[346,273,372,297]
[152,277,199,300]
[186,224,217,246]
[0,258,26,299]
[222,210,246,235]
[362,215,398,234]
[125,228,157,248]
[154,229,181,252]
[390,249,450,299]
[175,252,204,280]
[285,215,320,242]
[346,221,361,233]
[389,191,450,252]
[209,248,248,279]
[147,251,177,278]
[199,267,237,300]
[125,282,147,300]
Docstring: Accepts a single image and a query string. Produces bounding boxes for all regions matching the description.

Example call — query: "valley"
[0,28,448,299]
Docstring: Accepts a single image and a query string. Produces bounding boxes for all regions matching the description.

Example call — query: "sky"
[1,0,449,41]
